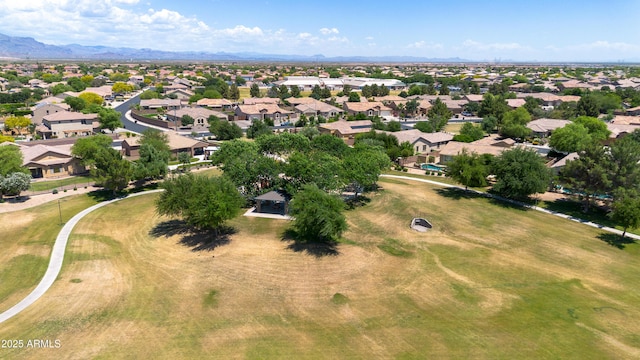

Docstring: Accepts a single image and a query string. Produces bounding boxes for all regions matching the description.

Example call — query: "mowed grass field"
[2,178,640,359]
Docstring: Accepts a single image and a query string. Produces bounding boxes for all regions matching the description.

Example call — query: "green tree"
[560,144,612,212]
[609,189,640,239]
[577,94,599,117]
[139,90,160,100]
[246,119,272,139]
[609,135,640,190]
[573,116,610,142]
[209,118,243,140]
[310,134,349,158]
[92,147,133,195]
[549,123,592,153]
[156,174,244,232]
[0,145,28,176]
[290,85,301,98]
[63,96,86,111]
[212,140,282,198]
[481,116,498,133]
[71,134,113,166]
[386,120,402,132]
[178,151,191,168]
[285,151,344,193]
[348,92,361,102]
[446,149,490,190]
[250,83,261,98]
[478,93,509,124]
[342,145,390,198]
[499,107,532,139]
[458,122,484,142]
[98,108,122,132]
[288,183,347,243]
[427,98,453,121]
[181,114,195,127]
[492,147,551,199]
[228,84,240,100]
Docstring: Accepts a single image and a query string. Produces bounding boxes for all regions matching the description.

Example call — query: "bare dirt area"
[1,180,640,359]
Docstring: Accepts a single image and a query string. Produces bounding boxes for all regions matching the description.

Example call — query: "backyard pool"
[421,164,446,172]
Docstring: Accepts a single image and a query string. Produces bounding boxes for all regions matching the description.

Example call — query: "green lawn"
[29,175,95,192]
[1,177,639,358]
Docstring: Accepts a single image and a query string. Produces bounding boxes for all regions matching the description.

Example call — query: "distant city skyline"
[1,0,639,62]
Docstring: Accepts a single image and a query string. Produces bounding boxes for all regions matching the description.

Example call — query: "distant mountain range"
[0,33,469,63]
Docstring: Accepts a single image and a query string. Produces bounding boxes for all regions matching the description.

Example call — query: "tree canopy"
[98,108,123,132]
[209,117,243,140]
[492,147,551,199]
[446,149,491,190]
[288,183,347,243]
[157,174,244,232]
[0,145,28,176]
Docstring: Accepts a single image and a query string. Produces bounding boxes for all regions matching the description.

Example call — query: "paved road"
[114,93,146,133]
[381,174,640,241]
[0,190,163,324]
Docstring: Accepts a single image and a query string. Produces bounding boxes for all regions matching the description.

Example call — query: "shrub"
[52,189,58,194]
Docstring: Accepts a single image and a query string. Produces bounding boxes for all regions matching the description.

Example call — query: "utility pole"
[58,199,63,225]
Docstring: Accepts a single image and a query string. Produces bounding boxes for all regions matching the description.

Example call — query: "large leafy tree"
[64,96,86,111]
[246,119,272,139]
[458,122,484,142]
[256,132,310,157]
[92,147,133,195]
[577,94,599,117]
[285,151,343,193]
[549,123,592,153]
[426,98,452,131]
[134,129,170,180]
[446,149,490,190]
[212,140,281,197]
[71,134,113,166]
[157,174,244,233]
[342,145,390,198]
[209,117,243,140]
[250,83,261,98]
[499,107,532,139]
[573,116,610,142]
[560,143,612,212]
[609,189,640,239]
[98,108,123,132]
[0,145,28,176]
[608,135,640,190]
[288,183,347,243]
[492,147,551,199]
[478,93,509,124]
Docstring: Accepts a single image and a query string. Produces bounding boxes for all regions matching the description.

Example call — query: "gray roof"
[255,190,289,202]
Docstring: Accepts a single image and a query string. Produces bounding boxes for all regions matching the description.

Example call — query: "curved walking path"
[0,189,163,324]
[381,174,640,241]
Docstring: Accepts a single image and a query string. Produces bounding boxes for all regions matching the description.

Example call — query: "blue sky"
[1,0,639,61]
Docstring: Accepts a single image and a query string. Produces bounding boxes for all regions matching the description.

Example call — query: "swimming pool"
[421,164,445,172]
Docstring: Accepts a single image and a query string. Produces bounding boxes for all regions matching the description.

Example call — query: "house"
[196,98,234,111]
[506,98,526,109]
[290,98,343,118]
[343,101,392,117]
[38,111,99,139]
[31,102,71,125]
[318,120,373,145]
[2,142,86,179]
[439,135,516,164]
[234,104,293,123]
[121,131,208,158]
[379,129,453,154]
[550,152,579,175]
[165,88,195,101]
[526,118,571,138]
[516,93,562,107]
[168,107,227,127]
[625,106,640,116]
[139,99,182,111]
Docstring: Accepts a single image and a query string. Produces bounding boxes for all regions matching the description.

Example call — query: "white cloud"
[365,36,374,41]
[571,40,639,52]
[0,1,355,55]
[407,41,443,50]
[319,27,339,35]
